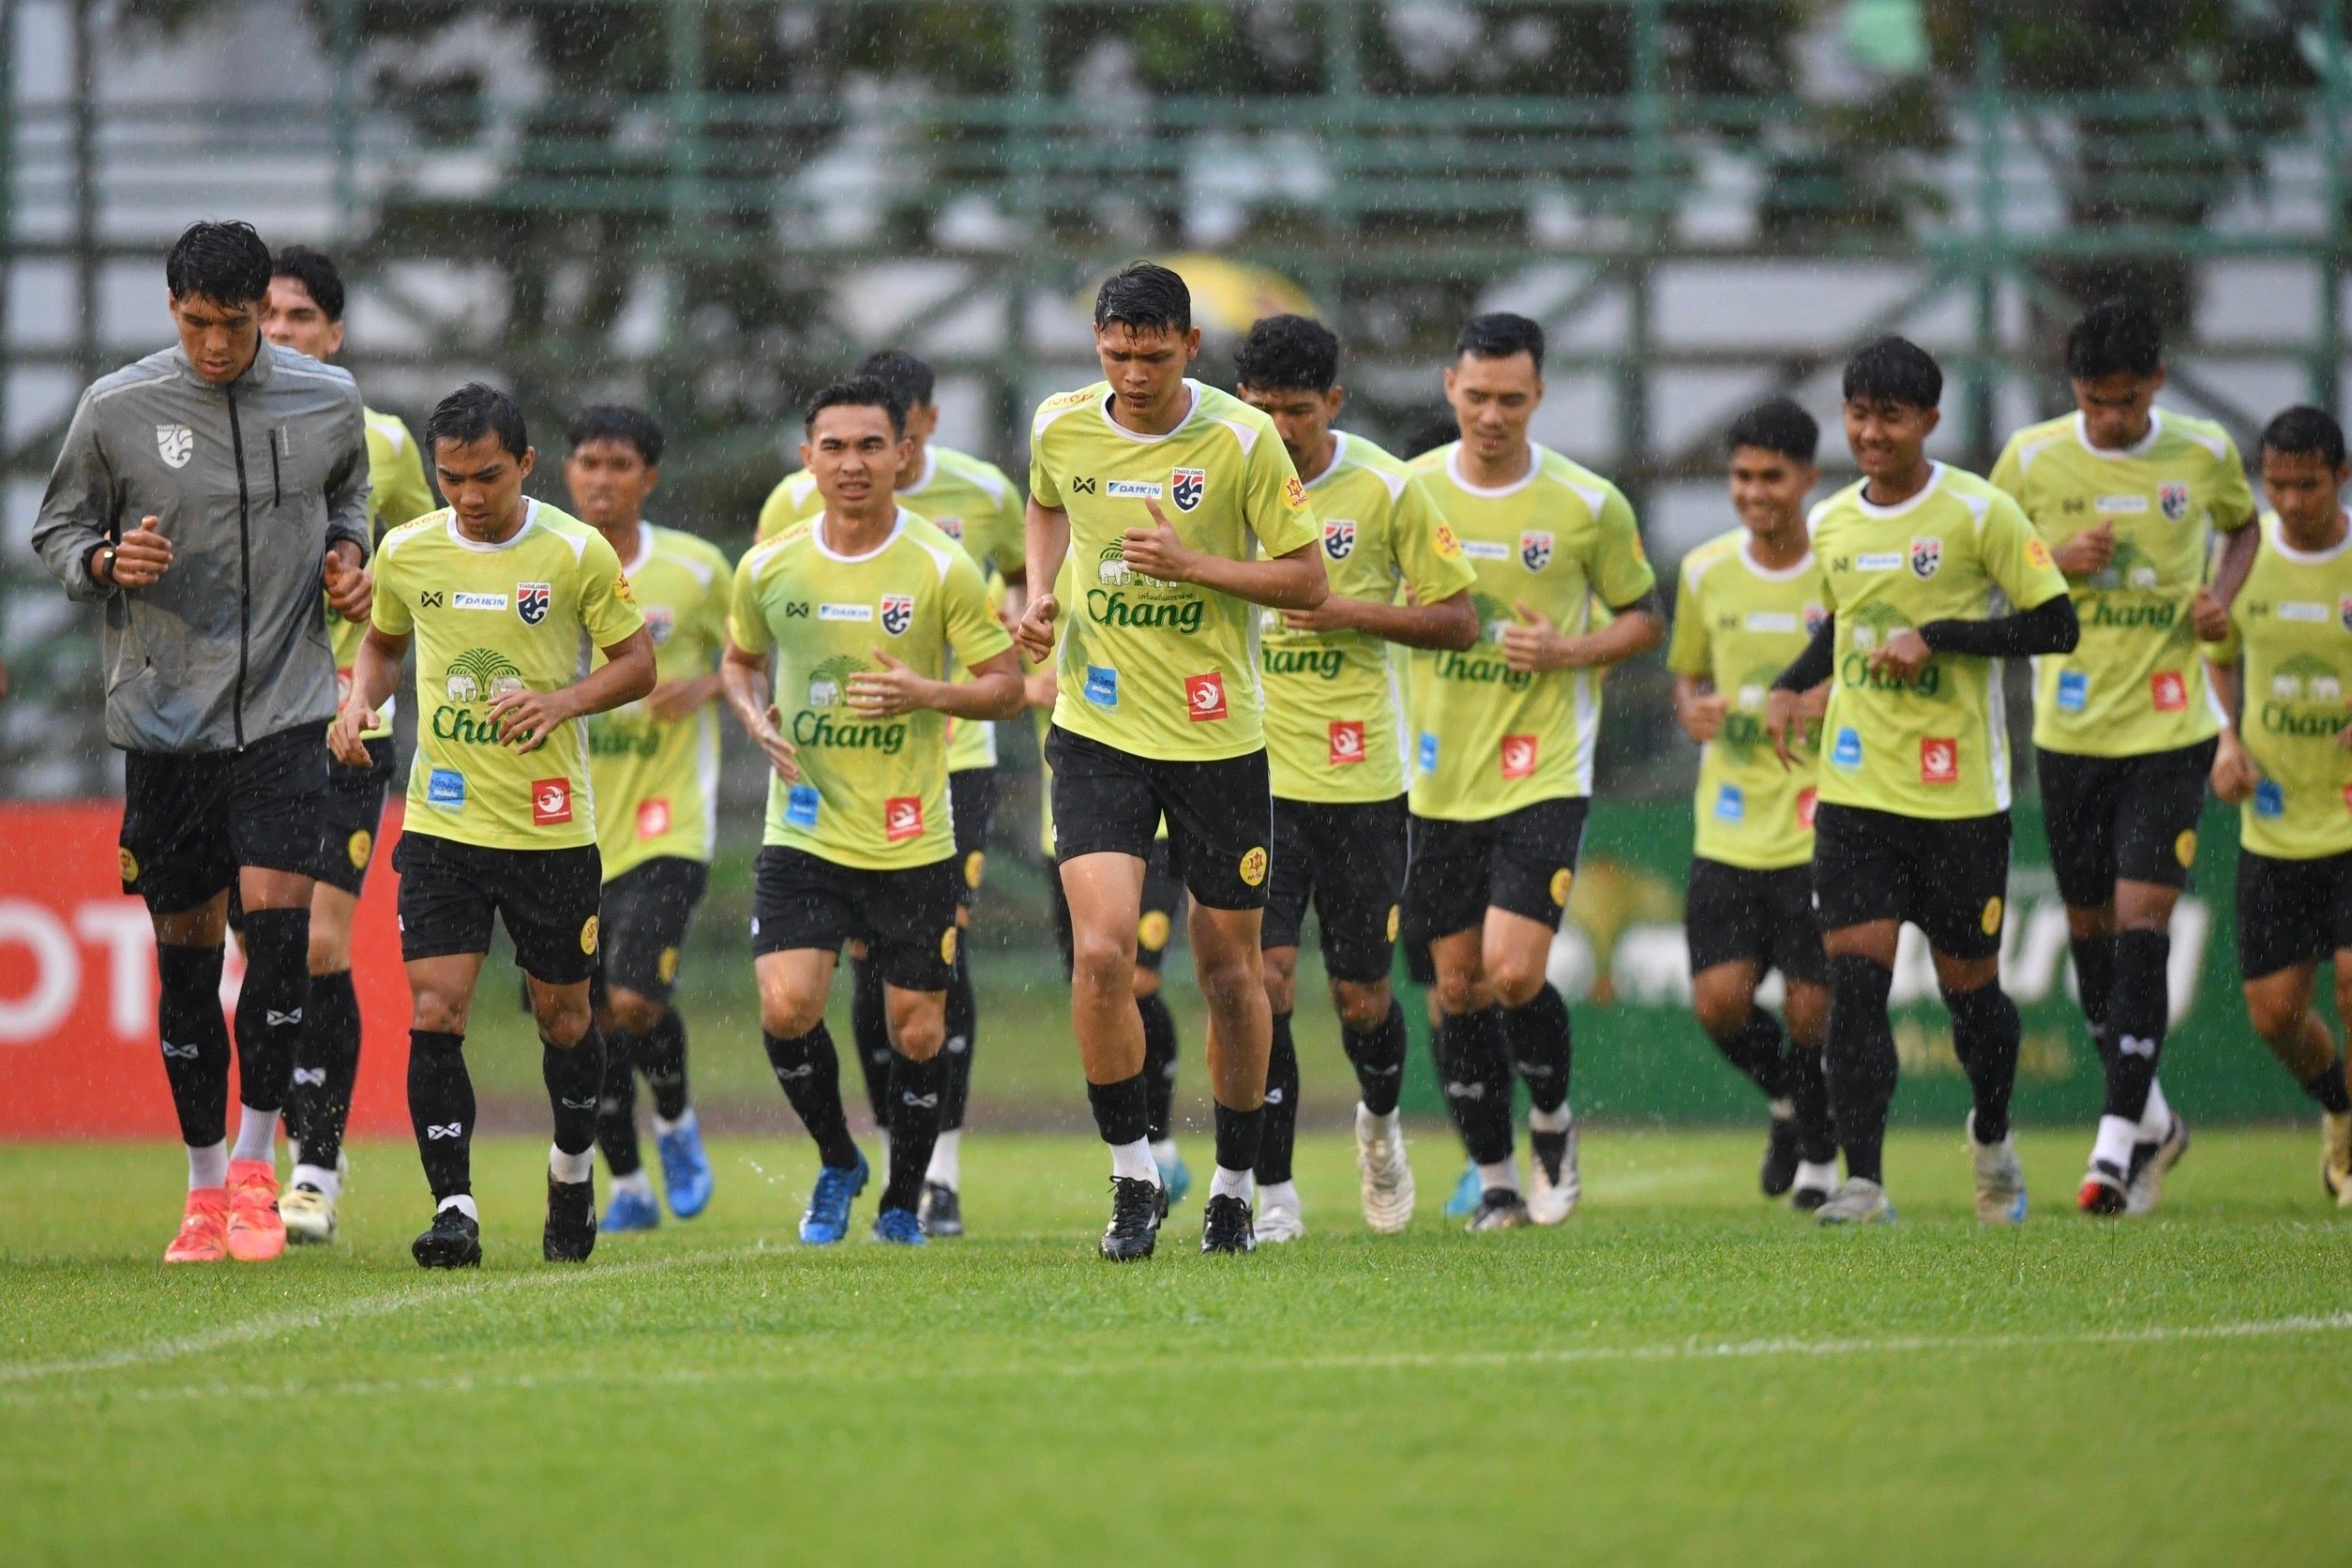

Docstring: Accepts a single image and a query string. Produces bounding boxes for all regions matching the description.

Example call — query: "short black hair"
[1399,412,1461,460]
[1842,336,1942,410]
[565,404,664,467]
[1455,313,1545,375]
[2260,405,2347,470]
[1726,397,1820,464]
[166,220,272,306]
[426,382,529,461]
[269,244,346,323]
[1233,314,1340,395]
[853,349,936,411]
[1094,262,1192,337]
[2065,298,2164,382]
[804,377,907,439]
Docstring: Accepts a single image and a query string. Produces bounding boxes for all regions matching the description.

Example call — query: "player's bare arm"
[644,670,725,722]
[2052,519,2115,580]
[486,626,655,754]
[1283,584,1478,650]
[2204,657,2262,800]
[1500,590,1665,674]
[1118,498,1326,611]
[721,638,800,782]
[846,647,1023,721]
[330,624,409,765]
[1674,673,1726,745]
[1017,496,1069,661]
[2210,510,2262,609]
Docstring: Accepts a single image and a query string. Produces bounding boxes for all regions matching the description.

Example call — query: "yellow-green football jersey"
[1403,443,1656,821]
[730,508,1013,870]
[2208,511,2352,860]
[1991,409,2255,758]
[584,523,733,879]
[757,445,1025,774]
[371,501,646,851]
[331,407,438,742]
[1260,433,1477,804]
[1666,529,1829,870]
[1031,379,1319,761]
[1811,463,2070,821]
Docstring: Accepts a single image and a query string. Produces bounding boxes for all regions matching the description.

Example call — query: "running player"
[1989,299,2255,1216]
[560,406,731,1232]
[257,243,439,1244]
[1013,262,1326,1259]
[1405,312,1665,1232]
[757,350,1025,1237]
[721,380,1021,1246]
[1665,398,1838,1209]
[334,383,654,1266]
[1232,314,1479,1239]
[1765,337,2077,1226]
[2202,406,2352,1204]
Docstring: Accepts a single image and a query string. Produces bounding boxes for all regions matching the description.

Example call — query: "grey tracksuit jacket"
[33,342,373,755]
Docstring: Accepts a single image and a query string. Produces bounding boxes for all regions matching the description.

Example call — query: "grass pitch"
[6,1126,2350,1565]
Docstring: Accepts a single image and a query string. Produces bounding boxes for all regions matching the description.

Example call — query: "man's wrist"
[87,544,116,587]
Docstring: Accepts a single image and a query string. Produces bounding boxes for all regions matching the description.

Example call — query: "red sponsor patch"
[2150,671,2188,712]
[636,797,671,841]
[884,796,925,843]
[1920,738,1958,784]
[531,777,573,825]
[1500,733,1538,780]
[1184,671,1229,722]
[1328,719,1366,765]
[1796,787,1818,830]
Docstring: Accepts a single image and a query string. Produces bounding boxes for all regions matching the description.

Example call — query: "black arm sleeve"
[1920,595,2079,658]
[1772,613,1835,692]
[1605,586,1666,621]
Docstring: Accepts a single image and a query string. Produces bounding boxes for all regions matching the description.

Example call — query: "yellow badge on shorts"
[1980,897,2004,936]
[117,846,139,884]
[657,946,680,985]
[1239,846,1269,888]
[941,927,958,964]
[1386,904,1401,942]
[580,914,600,955]
[347,828,372,869]
[1138,910,1172,952]
[1549,867,1574,906]
[964,849,987,891]
[2175,829,2197,868]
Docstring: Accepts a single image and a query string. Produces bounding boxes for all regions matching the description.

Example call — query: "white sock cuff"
[613,1168,655,1198]
[550,1143,594,1184]
[187,1138,230,1191]
[1794,1159,1837,1191]
[230,1103,278,1163]
[1528,1103,1574,1135]
[1478,1159,1521,1194]
[1109,1138,1158,1184]
[2093,1114,2140,1171]
[1208,1165,1253,1201]
[291,1162,340,1199]
[438,1194,479,1221]
[650,1107,693,1138]
[2137,1079,2172,1138]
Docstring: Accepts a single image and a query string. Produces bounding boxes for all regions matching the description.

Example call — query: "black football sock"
[848,955,894,1127]
[291,968,361,1173]
[2304,1056,2352,1114]
[1085,1072,1151,1148]
[1213,1099,1264,1177]
[764,1024,861,1168]
[1437,1007,1515,1166]
[638,1008,690,1123]
[596,1026,644,1177]
[1502,985,1573,1115]
[156,943,232,1152]
[1709,1005,1793,1101]
[2071,931,2117,1078]
[232,908,310,1115]
[1341,999,1408,1117]
[882,1050,946,1213]
[940,947,978,1133]
[407,1029,475,1202]
[2104,927,2169,1123]
[1826,955,1897,1184]
[1944,981,2022,1146]
[544,1028,606,1158]
[1254,1011,1299,1186]
[1138,991,1180,1142]
[1787,1033,1837,1165]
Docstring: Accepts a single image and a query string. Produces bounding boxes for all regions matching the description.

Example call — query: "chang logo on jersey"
[805,656,857,709]
[433,649,528,742]
[1519,531,1553,572]
[2160,482,2192,522]
[517,582,552,626]
[792,708,907,754]
[1839,605,1944,698]
[2260,655,2348,738]
[1908,537,1942,580]
[1432,646,1532,690]
[156,424,194,469]
[880,595,914,636]
[1171,467,1206,512]
[587,715,659,759]
[1323,519,1356,561]
[1263,644,1343,680]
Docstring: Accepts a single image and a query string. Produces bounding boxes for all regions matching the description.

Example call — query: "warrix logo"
[427,1123,464,1139]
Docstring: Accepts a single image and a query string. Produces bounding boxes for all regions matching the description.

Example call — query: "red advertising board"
[0,801,413,1138]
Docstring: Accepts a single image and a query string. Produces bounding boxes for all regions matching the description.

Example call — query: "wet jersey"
[330,407,437,741]
[2209,511,2352,860]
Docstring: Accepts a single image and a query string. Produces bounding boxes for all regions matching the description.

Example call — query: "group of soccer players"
[38,224,2352,1270]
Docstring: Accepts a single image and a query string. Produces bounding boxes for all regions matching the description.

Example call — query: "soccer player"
[332,383,655,1267]
[721,380,1022,1246]
[257,243,439,1244]
[1765,337,2077,1226]
[560,406,731,1232]
[756,350,1025,1237]
[1666,398,1839,1209]
[34,220,373,1264]
[1404,313,1665,1232]
[1232,315,1480,1239]
[2202,406,2352,1205]
[1989,299,2255,1216]
[1013,262,1326,1259]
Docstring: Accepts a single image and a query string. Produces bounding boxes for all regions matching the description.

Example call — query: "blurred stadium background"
[5,0,2350,1131]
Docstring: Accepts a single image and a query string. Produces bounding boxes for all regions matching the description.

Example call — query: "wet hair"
[1093,262,1192,336]
[166,220,272,306]
[853,349,936,411]
[1233,314,1340,395]
[2065,298,2164,382]
[565,404,664,467]
[1726,397,1819,464]
[2260,405,2347,471]
[1842,336,1942,410]
[426,382,529,460]
[269,244,346,323]
[804,377,908,439]
[1455,312,1545,375]
[1399,412,1462,459]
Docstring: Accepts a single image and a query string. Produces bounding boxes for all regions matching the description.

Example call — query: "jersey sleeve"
[754,475,800,543]
[579,532,648,649]
[941,550,1015,671]
[1244,430,1319,557]
[728,549,776,656]
[985,470,1029,579]
[377,419,437,532]
[2210,434,2256,530]
[369,534,415,638]
[1028,420,1063,511]
[1987,435,2028,511]
[1665,560,1712,678]
[1586,483,1657,610]
[1980,490,2071,610]
[694,545,735,667]
[1391,475,1478,608]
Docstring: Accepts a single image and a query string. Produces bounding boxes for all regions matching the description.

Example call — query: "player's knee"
[534,990,592,1047]
[1432,969,1483,1017]
[1331,979,1390,1033]
[1193,948,1260,1015]
[411,989,471,1036]
[1486,955,1547,1009]
[1692,989,1749,1043]
[306,927,349,976]
[759,987,826,1040]
[1262,964,1297,1016]
[889,1007,945,1062]
[607,987,664,1035]
[1071,932,1133,1000]
[2244,989,2300,1044]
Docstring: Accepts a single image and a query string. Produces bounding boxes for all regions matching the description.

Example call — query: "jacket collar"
[171,339,279,393]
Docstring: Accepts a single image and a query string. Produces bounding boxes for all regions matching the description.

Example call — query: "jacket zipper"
[270,430,282,508]
[226,385,251,749]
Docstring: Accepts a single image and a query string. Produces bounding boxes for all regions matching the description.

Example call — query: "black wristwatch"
[89,543,118,588]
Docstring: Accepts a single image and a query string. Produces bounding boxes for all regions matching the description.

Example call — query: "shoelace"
[1108,1179,1158,1230]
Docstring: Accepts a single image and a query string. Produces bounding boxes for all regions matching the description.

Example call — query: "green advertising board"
[1394,799,2313,1125]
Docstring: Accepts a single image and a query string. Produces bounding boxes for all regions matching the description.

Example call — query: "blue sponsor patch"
[1083,665,1119,706]
[2057,670,2088,713]
[1713,783,1744,822]
[1832,728,1862,770]
[785,784,821,828]
[427,768,465,809]
[1418,731,1440,774]
[2254,778,2285,819]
